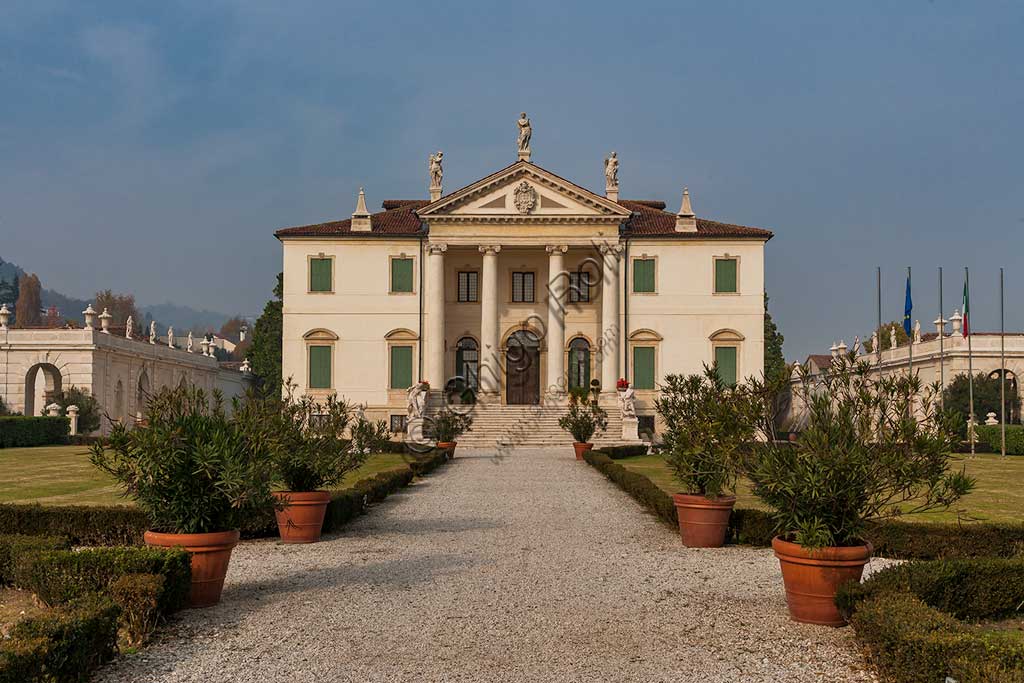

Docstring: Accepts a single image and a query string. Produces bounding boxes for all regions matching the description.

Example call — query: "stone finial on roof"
[934,316,948,337]
[99,307,112,334]
[351,187,372,232]
[830,341,839,358]
[950,308,963,336]
[837,339,848,355]
[674,188,697,233]
[83,304,97,330]
[0,303,9,330]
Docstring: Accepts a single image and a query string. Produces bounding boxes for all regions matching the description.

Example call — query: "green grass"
[0,445,413,507]
[618,452,1024,524]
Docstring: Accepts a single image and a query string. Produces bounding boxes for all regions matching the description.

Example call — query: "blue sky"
[1,1,1021,359]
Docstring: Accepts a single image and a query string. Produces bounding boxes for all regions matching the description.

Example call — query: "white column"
[546,245,568,394]
[478,245,501,395]
[600,243,623,392]
[425,243,447,389]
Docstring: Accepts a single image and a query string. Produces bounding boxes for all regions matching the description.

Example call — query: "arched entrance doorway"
[24,363,62,417]
[506,329,541,405]
[987,369,1020,422]
[136,370,150,421]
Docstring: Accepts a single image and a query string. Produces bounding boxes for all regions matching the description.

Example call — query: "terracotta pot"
[144,529,239,608]
[273,491,331,544]
[437,441,457,458]
[573,442,593,460]
[772,536,873,626]
[671,493,736,548]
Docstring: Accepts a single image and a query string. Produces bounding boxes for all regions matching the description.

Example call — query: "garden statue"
[604,151,619,188]
[517,112,531,155]
[149,320,157,344]
[187,331,194,353]
[429,151,443,188]
[913,319,922,344]
[871,330,878,354]
[852,335,861,355]
[618,383,637,419]
[167,326,174,348]
[407,381,428,420]
[125,315,133,339]
[889,325,897,350]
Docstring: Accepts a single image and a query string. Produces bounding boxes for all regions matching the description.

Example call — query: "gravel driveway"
[95,447,880,683]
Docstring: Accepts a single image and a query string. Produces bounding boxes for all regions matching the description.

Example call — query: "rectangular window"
[308,345,332,389]
[512,272,535,303]
[632,346,656,390]
[391,257,414,293]
[633,258,655,293]
[714,346,738,386]
[714,258,738,294]
[309,258,333,292]
[390,345,414,389]
[457,271,479,302]
[568,271,591,303]
[390,414,407,433]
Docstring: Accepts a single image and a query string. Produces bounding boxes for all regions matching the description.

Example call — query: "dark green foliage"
[429,408,473,442]
[763,293,786,384]
[0,504,149,546]
[864,320,911,352]
[14,546,190,614]
[943,372,1021,439]
[109,573,164,647]
[558,393,608,443]
[593,444,649,459]
[350,417,392,454]
[0,416,69,447]
[866,519,1024,560]
[49,387,101,435]
[837,559,1024,682]
[976,424,1024,455]
[0,395,13,416]
[0,534,69,584]
[656,367,758,497]
[0,594,119,683]
[748,356,972,548]
[248,273,283,394]
[91,385,277,534]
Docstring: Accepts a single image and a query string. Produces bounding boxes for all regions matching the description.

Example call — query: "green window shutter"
[308,345,332,389]
[390,345,413,389]
[391,258,414,293]
[715,258,737,293]
[309,258,332,292]
[633,347,656,390]
[633,259,655,293]
[715,346,738,386]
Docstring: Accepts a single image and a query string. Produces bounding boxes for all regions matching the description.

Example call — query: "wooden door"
[506,331,541,405]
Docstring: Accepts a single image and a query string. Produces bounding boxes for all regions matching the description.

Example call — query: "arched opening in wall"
[987,369,1020,423]
[24,363,63,417]
[113,380,125,425]
[136,370,151,421]
[567,337,591,391]
[449,337,479,404]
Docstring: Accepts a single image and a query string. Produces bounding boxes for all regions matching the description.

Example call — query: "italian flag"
[962,278,971,338]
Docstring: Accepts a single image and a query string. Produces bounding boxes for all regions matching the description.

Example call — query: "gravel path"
[95,447,882,683]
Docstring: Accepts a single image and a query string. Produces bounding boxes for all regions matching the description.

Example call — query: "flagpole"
[907,266,913,376]
[1000,267,1006,457]
[938,267,945,408]
[877,267,883,379]
[966,266,975,456]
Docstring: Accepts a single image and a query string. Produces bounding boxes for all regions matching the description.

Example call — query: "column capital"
[478,245,502,254]
[598,242,625,257]
[426,242,448,255]
[545,244,568,254]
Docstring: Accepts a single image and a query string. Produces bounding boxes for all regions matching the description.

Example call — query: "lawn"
[0,445,414,507]
[617,452,1024,524]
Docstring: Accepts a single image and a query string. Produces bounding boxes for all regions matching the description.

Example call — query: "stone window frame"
[456,269,481,303]
[388,254,417,296]
[631,254,658,295]
[307,253,335,294]
[709,329,745,386]
[509,269,537,304]
[628,328,663,391]
[712,254,741,296]
[303,328,339,392]
[385,328,419,393]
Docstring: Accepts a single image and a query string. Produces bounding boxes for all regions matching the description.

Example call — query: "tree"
[0,276,18,312]
[51,386,102,434]
[14,273,42,328]
[94,290,140,327]
[864,321,910,353]
[248,273,283,395]
[231,338,252,362]
[943,372,1020,439]
[219,316,247,343]
[763,294,786,384]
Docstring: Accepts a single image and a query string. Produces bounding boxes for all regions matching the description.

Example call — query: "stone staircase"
[427,398,628,448]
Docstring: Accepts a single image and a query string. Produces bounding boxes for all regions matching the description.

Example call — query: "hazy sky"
[2,1,1021,359]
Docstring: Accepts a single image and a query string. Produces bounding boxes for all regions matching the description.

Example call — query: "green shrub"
[0,503,149,546]
[594,444,649,459]
[976,424,1024,455]
[110,573,164,647]
[0,594,120,683]
[429,407,473,443]
[558,394,608,443]
[0,416,69,448]
[866,519,1024,560]
[944,372,1021,439]
[14,546,190,615]
[0,534,69,584]
[50,387,101,435]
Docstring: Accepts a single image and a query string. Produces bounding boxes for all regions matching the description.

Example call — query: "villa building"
[275,116,773,443]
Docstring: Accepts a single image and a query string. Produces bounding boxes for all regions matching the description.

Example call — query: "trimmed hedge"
[0,594,120,683]
[0,534,70,585]
[14,546,191,615]
[977,424,1024,455]
[0,416,69,448]
[594,444,650,459]
[836,559,1024,682]
[110,573,164,647]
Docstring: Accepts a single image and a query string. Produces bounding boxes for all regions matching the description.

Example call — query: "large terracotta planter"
[144,529,240,608]
[573,442,593,460]
[273,491,331,544]
[772,536,873,626]
[671,493,736,548]
[437,441,457,458]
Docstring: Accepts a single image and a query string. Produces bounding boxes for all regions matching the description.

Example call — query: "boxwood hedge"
[0,416,69,448]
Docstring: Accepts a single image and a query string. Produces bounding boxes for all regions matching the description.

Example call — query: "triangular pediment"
[417,161,631,220]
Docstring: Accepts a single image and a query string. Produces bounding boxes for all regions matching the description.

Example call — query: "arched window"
[454,337,479,390]
[568,338,591,390]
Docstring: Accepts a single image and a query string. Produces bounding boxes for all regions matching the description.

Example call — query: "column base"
[621,416,641,442]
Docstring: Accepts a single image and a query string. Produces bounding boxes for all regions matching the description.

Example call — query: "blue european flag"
[903,276,913,336]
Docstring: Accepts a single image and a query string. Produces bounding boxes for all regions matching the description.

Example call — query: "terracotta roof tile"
[619,200,773,239]
[275,201,426,238]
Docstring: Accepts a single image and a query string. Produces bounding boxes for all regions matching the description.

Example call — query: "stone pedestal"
[622,416,640,442]
[67,405,79,436]
[406,417,426,444]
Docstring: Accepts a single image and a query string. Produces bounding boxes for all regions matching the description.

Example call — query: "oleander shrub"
[0,416,69,448]
[594,444,649,459]
[0,534,69,584]
[558,394,608,443]
[0,503,149,546]
[109,573,164,647]
[976,424,1024,455]
[0,594,120,683]
[14,546,190,614]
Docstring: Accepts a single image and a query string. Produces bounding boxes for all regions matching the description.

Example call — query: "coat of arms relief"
[513,181,537,214]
